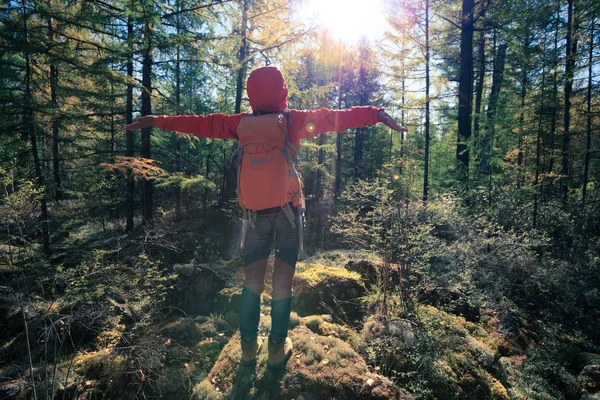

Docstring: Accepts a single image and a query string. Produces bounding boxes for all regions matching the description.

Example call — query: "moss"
[289,311,301,328]
[304,315,361,350]
[223,310,240,330]
[295,262,362,285]
[196,328,412,399]
[156,366,185,395]
[387,305,505,399]
[161,317,233,346]
[293,262,366,322]
[214,287,242,314]
[490,380,510,400]
[96,327,123,348]
[193,380,224,400]
[305,315,325,334]
[72,348,125,378]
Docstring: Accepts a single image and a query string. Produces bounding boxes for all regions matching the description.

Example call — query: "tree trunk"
[204,150,211,216]
[316,133,325,201]
[125,6,135,232]
[456,0,475,182]
[548,0,561,177]
[517,27,530,189]
[473,16,486,141]
[400,60,405,175]
[223,0,250,204]
[582,12,594,207]
[141,10,153,223]
[23,0,49,253]
[534,62,547,228]
[47,0,62,202]
[334,62,343,199]
[174,0,182,218]
[235,0,249,114]
[354,129,364,181]
[562,0,577,201]
[423,0,430,205]
[479,43,507,176]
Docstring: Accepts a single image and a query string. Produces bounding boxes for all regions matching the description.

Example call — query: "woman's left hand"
[377,110,408,132]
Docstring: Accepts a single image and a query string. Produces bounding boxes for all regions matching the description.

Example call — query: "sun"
[297,0,388,43]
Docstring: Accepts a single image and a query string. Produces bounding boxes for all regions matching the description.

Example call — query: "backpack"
[232,112,305,249]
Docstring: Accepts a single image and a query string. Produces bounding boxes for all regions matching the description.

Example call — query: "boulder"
[0,379,30,400]
[160,317,234,346]
[481,306,537,355]
[580,365,600,394]
[193,326,413,399]
[293,263,366,325]
[170,264,226,315]
[214,287,242,314]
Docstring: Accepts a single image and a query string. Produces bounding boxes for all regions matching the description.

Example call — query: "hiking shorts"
[243,207,300,268]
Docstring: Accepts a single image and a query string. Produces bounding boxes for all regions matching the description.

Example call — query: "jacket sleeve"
[154,113,247,139]
[290,107,381,140]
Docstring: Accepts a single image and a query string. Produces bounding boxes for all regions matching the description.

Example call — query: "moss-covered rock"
[481,306,538,356]
[193,327,412,400]
[303,314,361,350]
[293,262,366,324]
[160,317,234,346]
[170,264,226,315]
[580,365,600,395]
[214,287,242,315]
[411,305,505,399]
[0,379,30,400]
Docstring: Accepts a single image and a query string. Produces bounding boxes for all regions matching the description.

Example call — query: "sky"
[296,0,389,43]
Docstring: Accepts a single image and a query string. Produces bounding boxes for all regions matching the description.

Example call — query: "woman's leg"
[270,210,300,342]
[239,216,274,340]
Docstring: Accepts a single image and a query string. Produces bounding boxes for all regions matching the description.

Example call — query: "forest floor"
[1,209,600,400]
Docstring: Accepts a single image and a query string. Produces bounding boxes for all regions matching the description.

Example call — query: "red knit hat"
[246,66,288,113]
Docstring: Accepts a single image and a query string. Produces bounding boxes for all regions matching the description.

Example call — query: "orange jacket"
[153,107,381,147]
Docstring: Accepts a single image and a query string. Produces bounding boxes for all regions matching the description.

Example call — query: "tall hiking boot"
[240,336,262,366]
[267,336,293,370]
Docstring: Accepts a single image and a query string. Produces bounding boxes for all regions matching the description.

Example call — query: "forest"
[1,0,599,399]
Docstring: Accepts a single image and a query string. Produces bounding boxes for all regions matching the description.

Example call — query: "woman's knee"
[244,280,265,295]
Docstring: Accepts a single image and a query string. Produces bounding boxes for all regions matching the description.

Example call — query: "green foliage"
[0,168,43,226]
[331,176,439,315]
[156,173,216,194]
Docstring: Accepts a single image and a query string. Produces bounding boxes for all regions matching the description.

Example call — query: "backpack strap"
[281,203,297,229]
[282,111,305,251]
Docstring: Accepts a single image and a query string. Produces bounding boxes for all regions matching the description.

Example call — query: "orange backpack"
[233,112,305,249]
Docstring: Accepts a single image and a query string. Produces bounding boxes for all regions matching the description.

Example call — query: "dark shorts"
[243,208,300,268]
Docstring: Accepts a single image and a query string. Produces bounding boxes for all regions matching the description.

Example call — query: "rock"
[580,365,600,394]
[170,264,226,315]
[161,317,232,346]
[214,287,242,315]
[360,315,417,369]
[345,259,400,286]
[481,306,537,355]
[293,263,366,325]
[193,327,413,399]
[361,315,416,346]
[0,380,30,400]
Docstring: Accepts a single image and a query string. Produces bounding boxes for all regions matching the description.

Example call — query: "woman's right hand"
[123,115,154,131]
